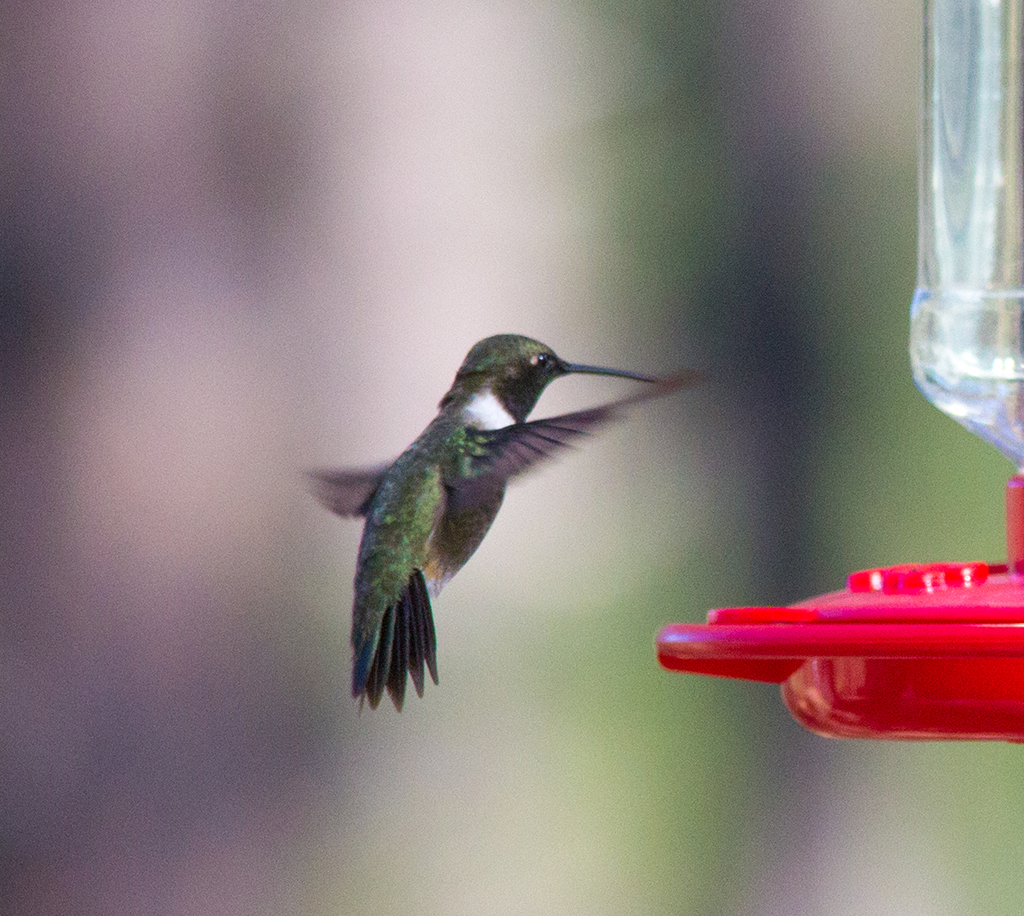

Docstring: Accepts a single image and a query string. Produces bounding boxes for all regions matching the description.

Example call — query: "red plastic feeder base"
[656,477,1024,741]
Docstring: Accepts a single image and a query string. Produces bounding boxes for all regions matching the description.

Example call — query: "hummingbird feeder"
[657,0,1024,741]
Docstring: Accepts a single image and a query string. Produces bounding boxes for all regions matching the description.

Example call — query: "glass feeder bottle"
[911,0,1024,466]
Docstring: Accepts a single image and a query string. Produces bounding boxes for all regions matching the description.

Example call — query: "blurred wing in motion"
[308,464,390,517]
[451,371,701,508]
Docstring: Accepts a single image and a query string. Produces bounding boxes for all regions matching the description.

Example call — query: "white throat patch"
[463,389,515,430]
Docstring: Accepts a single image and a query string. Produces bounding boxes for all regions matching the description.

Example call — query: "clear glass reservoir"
[910,0,1024,465]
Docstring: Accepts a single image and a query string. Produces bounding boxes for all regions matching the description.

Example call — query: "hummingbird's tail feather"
[361,605,394,710]
[356,570,439,711]
[405,573,434,695]
[414,570,439,688]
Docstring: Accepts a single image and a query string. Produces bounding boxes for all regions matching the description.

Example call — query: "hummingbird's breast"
[423,489,504,594]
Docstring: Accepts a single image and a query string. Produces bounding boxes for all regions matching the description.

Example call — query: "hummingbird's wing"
[452,371,700,506]
[308,464,390,517]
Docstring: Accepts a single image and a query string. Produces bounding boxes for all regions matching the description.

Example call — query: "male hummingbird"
[310,334,699,711]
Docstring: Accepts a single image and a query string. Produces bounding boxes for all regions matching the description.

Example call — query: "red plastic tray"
[656,478,1024,740]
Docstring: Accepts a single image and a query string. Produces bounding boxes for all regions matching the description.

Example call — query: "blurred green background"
[3,0,1022,914]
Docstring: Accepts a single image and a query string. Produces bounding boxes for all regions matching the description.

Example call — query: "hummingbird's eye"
[532,353,550,368]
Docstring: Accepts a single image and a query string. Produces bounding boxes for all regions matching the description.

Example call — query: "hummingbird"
[310,334,699,711]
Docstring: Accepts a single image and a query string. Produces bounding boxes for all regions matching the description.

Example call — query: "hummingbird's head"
[442,334,656,426]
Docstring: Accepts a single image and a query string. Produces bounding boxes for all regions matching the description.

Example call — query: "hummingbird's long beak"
[560,361,658,383]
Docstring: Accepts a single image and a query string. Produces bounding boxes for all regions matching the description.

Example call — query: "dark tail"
[358,570,439,711]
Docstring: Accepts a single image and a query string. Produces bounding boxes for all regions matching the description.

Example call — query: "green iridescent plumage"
[310,334,700,710]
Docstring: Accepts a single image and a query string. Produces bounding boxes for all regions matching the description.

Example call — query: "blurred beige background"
[3,1,1022,914]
